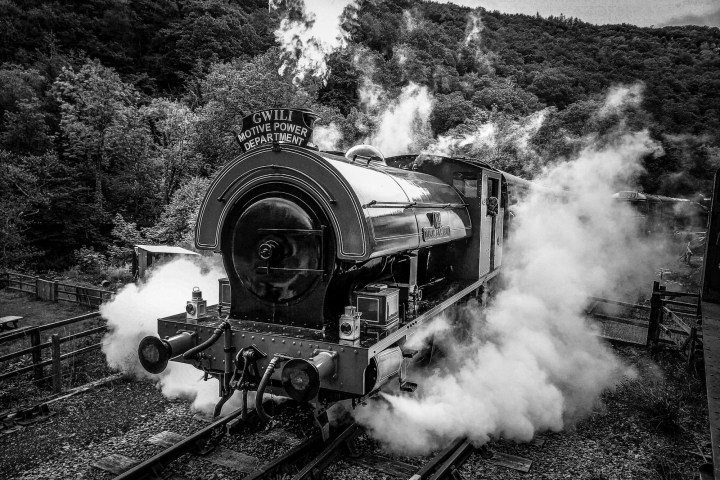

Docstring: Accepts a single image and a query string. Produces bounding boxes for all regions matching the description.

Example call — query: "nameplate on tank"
[422,226,451,241]
[235,108,319,153]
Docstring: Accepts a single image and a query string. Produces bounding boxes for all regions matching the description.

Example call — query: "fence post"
[30,329,44,384]
[687,326,697,371]
[647,281,662,349]
[51,334,62,393]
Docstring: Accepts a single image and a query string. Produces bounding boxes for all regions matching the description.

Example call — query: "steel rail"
[244,433,323,480]
[427,439,473,480]
[291,422,362,480]
[409,437,466,480]
[114,407,253,480]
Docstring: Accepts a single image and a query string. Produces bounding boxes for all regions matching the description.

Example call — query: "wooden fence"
[2,272,112,307]
[0,312,106,393]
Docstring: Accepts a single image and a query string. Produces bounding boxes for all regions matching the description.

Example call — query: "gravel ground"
[328,345,709,480]
[0,342,710,480]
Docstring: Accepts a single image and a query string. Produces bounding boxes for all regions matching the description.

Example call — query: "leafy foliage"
[0,0,718,270]
[143,177,212,248]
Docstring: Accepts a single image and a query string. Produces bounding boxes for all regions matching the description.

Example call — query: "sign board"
[235,108,319,153]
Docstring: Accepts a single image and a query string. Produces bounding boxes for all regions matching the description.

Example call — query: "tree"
[195,49,318,166]
[156,0,274,85]
[143,176,211,248]
[471,77,544,116]
[0,99,52,155]
[52,59,140,210]
[108,213,143,266]
[431,92,474,134]
[0,64,51,155]
[143,98,204,205]
[103,103,161,222]
[0,150,58,268]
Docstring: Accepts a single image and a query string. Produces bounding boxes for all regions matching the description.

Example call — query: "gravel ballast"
[0,343,711,480]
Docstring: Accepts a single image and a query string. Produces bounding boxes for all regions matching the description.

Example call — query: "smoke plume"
[464,12,483,46]
[353,89,666,454]
[102,257,242,414]
[599,84,644,118]
[314,122,343,151]
[424,108,549,176]
[272,0,356,83]
[361,82,435,157]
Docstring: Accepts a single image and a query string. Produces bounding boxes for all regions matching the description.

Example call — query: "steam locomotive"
[612,191,707,233]
[137,109,524,436]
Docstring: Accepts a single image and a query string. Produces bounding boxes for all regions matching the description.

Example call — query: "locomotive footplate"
[152,274,499,401]
[156,307,374,397]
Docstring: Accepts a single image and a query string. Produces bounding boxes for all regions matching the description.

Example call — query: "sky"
[436,0,720,27]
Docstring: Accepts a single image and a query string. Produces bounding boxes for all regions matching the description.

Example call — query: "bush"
[73,246,108,275]
[106,265,134,285]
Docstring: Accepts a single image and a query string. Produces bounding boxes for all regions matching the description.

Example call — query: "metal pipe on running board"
[183,320,230,360]
[113,406,253,480]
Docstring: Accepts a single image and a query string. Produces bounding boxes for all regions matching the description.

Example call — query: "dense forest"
[1,0,719,276]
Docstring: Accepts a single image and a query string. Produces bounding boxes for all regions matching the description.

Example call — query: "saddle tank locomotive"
[138,109,507,435]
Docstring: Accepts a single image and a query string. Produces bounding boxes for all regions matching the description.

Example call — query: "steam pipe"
[183,320,230,359]
[223,321,234,393]
[233,351,251,421]
[212,323,236,418]
[256,354,290,423]
[213,392,230,418]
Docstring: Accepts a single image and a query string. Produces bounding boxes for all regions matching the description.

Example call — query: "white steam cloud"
[353,88,666,454]
[425,109,549,162]
[425,122,497,156]
[464,12,483,46]
[599,83,644,118]
[362,82,435,157]
[314,122,344,151]
[102,257,242,414]
[273,0,356,83]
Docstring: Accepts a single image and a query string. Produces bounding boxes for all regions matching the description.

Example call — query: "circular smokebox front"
[231,193,323,304]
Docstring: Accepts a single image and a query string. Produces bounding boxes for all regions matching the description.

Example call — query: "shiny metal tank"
[195,144,471,261]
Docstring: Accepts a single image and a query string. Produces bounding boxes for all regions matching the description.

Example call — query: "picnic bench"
[0,316,23,331]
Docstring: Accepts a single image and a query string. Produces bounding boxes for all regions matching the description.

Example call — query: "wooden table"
[0,316,23,330]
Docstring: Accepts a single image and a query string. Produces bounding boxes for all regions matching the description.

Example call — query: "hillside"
[0,0,719,270]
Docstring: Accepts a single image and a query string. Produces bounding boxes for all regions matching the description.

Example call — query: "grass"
[653,455,685,480]
[0,289,94,328]
[0,291,102,357]
[601,346,710,479]
[0,288,111,409]
[613,360,690,436]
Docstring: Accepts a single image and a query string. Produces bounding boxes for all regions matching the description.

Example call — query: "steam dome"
[345,144,386,164]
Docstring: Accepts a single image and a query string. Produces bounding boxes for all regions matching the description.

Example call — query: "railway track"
[95,406,261,479]
[1,373,123,435]
[95,404,537,480]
